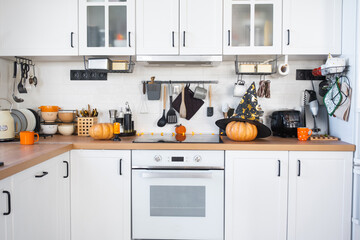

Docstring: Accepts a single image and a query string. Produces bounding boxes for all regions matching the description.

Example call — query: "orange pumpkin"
[175,133,186,142]
[225,121,258,141]
[175,124,186,135]
[89,123,114,140]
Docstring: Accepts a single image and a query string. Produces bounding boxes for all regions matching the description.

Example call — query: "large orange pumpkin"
[225,121,258,141]
[89,123,114,140]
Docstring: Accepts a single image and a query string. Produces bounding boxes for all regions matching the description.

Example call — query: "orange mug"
[297,127,312,141]
[20,131,39,145]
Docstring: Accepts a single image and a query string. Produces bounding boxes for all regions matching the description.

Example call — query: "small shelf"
[235,56,277,76]
[83,56,135,74]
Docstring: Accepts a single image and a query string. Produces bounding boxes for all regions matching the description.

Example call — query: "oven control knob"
[154,155,162,162]
[194,155,202,162]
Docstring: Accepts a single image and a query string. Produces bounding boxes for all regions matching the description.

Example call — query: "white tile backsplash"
[1,59,324,134]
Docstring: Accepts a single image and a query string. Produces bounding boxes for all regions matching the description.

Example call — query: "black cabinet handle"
[277,160,281,177]
[297,160,301,176]
[119,159,122,175]
[183,31,186,47]
[287,29,290,45]
[172,31,175,47]
[35,171,48,178]
[128,32,131,47]
[2,191,11,216]
[71,32,74,48]
[228,30,231,46]
[63,161,69,178]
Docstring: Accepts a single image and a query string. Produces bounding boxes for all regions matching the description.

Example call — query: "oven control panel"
[132,150,224,168]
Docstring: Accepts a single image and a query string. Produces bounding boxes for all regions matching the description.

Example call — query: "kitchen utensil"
[147,76,161,100]
[38,106,61,112]
[172,84,180,95]
[179,84,186,118]
[12,61,24,103]
[193,83,207,100]
[157,85,167,127]
[20,131,39,145]
[233,76,246,97]
[109,109,118,123]
[222,103,229,118]
[19,109,36,131]
[58,110,75,123]
[172,84,204,120]
[0,99,16,141]
[207,85,213,117]
[10,112,22,135]
[29,64,38,87]
[58,124,75,136]
[18,62,28,93]
[41,112,58,122]
[40,124,58,135]
[27,108,41,133]
[140,82,149,114]
[166,82,177,124]
[297,127,313,141]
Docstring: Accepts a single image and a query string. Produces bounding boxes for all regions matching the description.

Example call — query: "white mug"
[233,80,246,97]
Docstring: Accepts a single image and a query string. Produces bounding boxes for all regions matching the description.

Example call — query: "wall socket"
[296,69,325,81]
[70,70,107,81]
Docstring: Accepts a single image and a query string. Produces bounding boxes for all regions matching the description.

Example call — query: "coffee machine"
[303,90,329,135]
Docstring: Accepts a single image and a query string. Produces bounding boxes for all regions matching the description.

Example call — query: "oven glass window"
[150,186,205,217]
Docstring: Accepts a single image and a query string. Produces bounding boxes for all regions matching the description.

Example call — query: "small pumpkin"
[175,133,186,142]
[89,123,114,140]
[225,121,258,141]
[175,124,186,135]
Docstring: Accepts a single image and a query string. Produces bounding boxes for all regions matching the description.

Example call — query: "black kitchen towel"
[172,84,204,120]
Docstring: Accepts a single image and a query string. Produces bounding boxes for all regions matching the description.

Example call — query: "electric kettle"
[0,98,15,141]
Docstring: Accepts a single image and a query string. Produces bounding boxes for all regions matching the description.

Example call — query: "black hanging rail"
[143,80,219,84]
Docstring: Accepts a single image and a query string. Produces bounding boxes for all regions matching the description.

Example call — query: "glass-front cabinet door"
[223,0,281,55]
[79,0,135,55]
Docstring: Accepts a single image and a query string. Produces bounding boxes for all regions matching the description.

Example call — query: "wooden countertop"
[0,135,355,180]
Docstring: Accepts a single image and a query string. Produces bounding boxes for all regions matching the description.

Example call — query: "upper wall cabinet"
[79,0,135,56]
[0,0,78,56]
[136,0,222,55]
[283,0,342,55]
[223,0,282,55]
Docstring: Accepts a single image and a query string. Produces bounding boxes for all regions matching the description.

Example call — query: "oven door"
[132,169,224,240]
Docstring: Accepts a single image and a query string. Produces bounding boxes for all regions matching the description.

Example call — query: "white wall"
[329,0,357,144]
[10,59,323,134]
[0,58,10,101]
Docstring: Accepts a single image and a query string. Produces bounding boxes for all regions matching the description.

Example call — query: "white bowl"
[58,124,74,136]
[41,112,58,122]
[40,124,58,135]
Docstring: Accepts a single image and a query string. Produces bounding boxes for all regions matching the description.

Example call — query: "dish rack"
[235,56,277,75]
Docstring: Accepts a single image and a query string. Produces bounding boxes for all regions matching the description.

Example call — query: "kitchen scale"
[133,134,223,143]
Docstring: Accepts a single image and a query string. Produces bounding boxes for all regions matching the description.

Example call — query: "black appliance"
[271,110,302,137]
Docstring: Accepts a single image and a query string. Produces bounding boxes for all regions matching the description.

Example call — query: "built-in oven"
[132,150,224,240]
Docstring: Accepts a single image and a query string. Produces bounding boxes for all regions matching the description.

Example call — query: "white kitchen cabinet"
[70,150,131,240]
[79,0,135,55]
[288,151,352,240]
[11,152,70,240]
[282,0,342,55]
[136,0,222,56]
[0,0,78,56]
[225,151,288,240]
[223,0,282,55]
[0,177,12,240]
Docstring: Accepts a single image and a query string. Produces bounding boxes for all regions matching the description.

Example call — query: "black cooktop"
[133,134,222,143]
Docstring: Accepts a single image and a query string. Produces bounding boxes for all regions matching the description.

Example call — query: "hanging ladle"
[12,61,24,103]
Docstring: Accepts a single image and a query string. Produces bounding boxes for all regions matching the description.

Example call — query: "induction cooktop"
[133,134,222,143]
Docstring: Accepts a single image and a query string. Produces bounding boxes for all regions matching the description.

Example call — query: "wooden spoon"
[179,84,186,118]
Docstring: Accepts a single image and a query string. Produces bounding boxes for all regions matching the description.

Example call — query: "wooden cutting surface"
[0,135,355,180]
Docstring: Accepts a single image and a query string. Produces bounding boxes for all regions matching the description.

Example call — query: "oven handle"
[141,171,213,179]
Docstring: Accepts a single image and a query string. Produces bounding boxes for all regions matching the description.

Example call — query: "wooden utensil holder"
[77,117,98,136]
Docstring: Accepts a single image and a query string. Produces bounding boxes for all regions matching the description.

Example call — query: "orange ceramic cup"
[297,127,313,141]
[20,131,39,145]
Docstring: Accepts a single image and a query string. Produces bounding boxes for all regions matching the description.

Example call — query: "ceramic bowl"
[38,106,61,112]
[41,111,58,122]
[40,124,58,135]
[58,124,74,136]
[58,111,75,123]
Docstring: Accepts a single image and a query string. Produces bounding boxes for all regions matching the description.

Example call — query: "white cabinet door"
[223,0,282,55]
[0,177,12,240]
[288,151,352,240]
[283,0,342,55]
[179,0,222,55]
[0,0,78,56]
[79,0,135,56]
[71,150,131,240]
[12,158,59,240]
[136,0,178,55]
[225,151,288,240]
